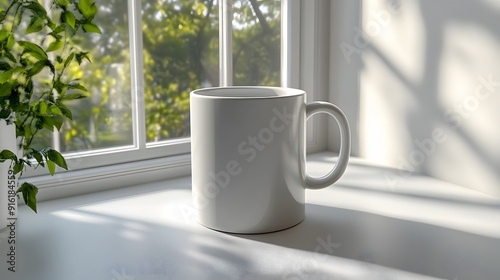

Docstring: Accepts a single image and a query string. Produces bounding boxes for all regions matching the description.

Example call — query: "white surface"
[1,153,499,279]
[328,0,500,197]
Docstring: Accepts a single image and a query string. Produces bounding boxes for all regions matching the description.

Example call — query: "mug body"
[191,87,306,233]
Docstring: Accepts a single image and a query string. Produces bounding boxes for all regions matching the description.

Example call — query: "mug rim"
[191,86,305,99]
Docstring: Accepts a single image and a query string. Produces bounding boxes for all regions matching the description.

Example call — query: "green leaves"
[31,150,44,167]
[0,149,17,163]
[0,30,14,51]
[28,60,50,76]
[26,16,45,34]
[0,149,23,175]
[51,78,88,101]
[0,29,8,41]
[46,149,67,170]
[42,115,63,131]
[1,0,100,215]
[17,182,38,213]
[0,69,13,83]
[78,0,98,20]
[46,159,56,175]
[68,82,87,91]
[22,1,49,35]
[24,2,47,17]
[64,11,76,30]
[0,109,11,119]
[55,0,71,7]
[49,104,63,116]
[64,52,74,67]
[46,41,64,52]
[6,33,15,50]
[82,23,101,34]
[62,93,87,100]
[0,83,11,96]
[0,61,11,71]
[24,148,68,176]
[56,102,72,119]
[13,160,24,174]
[75,52,90,64]
[32,148,68,176]
[18,40,48,60]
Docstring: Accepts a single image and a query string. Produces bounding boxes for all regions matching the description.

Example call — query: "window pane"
[0,1,133,153]
[233,0,281,86]
[142,0,219,143]
[59,1,133,153]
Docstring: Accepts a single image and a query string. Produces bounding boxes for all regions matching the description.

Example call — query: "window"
[17,0,337,201]
[19,0,288,177]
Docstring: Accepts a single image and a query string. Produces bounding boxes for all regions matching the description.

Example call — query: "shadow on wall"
[331,0,500,197]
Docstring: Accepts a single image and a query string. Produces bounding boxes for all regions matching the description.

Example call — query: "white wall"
[328,0,500,197]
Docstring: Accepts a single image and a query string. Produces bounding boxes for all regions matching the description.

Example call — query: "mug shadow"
[232,202,500,280]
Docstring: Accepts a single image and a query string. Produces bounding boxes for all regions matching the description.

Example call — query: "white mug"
[190,87,350,234]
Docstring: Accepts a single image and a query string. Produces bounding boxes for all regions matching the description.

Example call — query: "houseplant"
[0,0,100,215]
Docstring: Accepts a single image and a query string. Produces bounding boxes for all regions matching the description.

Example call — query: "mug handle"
[305,101,351,189]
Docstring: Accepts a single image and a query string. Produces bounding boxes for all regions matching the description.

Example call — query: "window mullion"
[219,0,233,86]
[128,0,147,149]
[281,0,300,88]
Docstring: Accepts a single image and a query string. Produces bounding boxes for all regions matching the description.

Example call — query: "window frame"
[23,0,330,201]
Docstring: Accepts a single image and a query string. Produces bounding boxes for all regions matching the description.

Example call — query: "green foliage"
[0,0,99,213]
[139,0,280,142]
[0,149,17,162]
[233,0,281,85]
[16,182,37,212]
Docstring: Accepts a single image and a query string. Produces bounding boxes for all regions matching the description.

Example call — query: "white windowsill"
[2,152,499,279]
[23,153,192,202]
